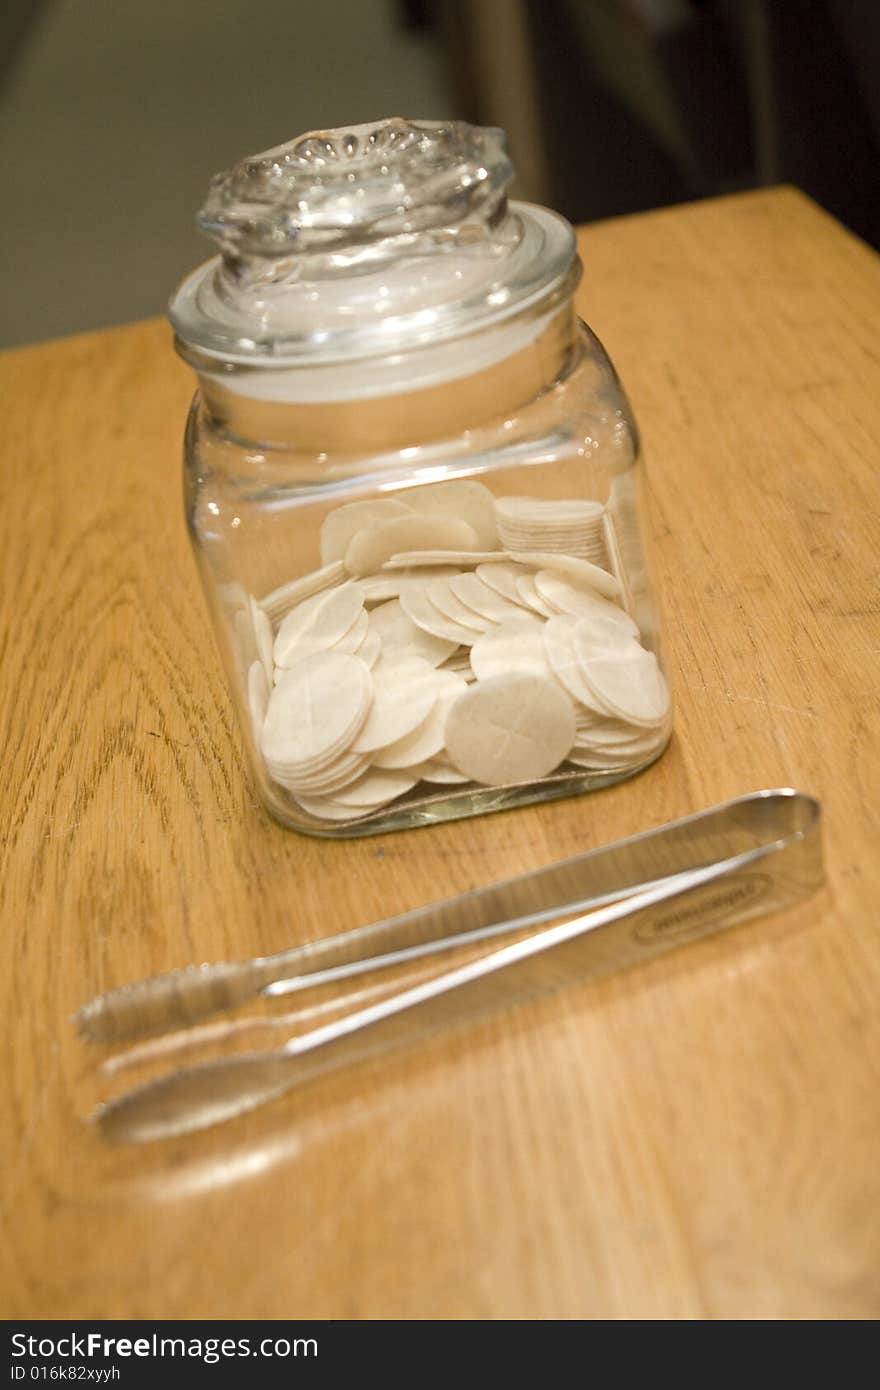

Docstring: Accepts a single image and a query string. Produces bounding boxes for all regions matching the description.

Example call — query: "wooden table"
[3,188,879,1320]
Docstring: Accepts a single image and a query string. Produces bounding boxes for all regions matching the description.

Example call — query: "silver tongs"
[80,790,823,1142]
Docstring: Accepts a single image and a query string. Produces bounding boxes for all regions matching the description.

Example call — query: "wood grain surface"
[2,188,879,1320]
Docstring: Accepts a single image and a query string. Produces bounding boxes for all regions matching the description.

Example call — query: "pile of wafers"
[243,481,669,822]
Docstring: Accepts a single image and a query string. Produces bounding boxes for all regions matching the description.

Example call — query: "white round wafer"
[574,705,606,732]
[577,646,670,727]
[352,657,438,754]
[247,660,269,744]
[509,551,620,598]
[426,578,491,632]
[331,768,418,808]
[371,671,467,769]
[367,598,457,666]
[291,794,376,821]
[476,561,530,605]
[399,586,483,646]
[250,597,275,684]
[344,517,480,577]
[534,572,638,636]
[571,715,654,748]
[567,733,665,769]
[570,621,640,668]
[495,496,605,525]
[330,607,370,655]
[408,480,498,549]
[572,730,663,760]
[281,750,371,794]
[320,498,413,564]
[500,528,602,551]
[497,514,602,533]
[542,616,609,714]
[358,630,382,668]
[514,573,558,618]
[382,550,505,569]
[360,574,404,604]
[259,561,346,623]
[565,750,641,772]
[469,619,553,682]
[444,673,576,785]
[394,565,464,588]
[449,571,529,623]
[261,651,372,774]
[408,758,470,784]
[274,582,364,666]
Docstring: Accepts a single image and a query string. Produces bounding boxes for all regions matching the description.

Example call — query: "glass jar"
[169,119,671,836]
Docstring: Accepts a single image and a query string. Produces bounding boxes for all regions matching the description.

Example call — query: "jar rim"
[170,201,577,369]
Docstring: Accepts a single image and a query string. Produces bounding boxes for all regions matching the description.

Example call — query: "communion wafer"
[259,561,346,623]
[534,572,639,636]
[399,585,484,646]
[293,768,418,820]
[425,578,492,633]
[565,750,645,772]
[251,597,275,684]
[261,651,371,774]
[371,670,467,769]
[449,571,529,624]
[601,512,633,611]
[571,730,664,760]
[475,561,529,605]
[495,496,605,525]
[406,480,498,550]
[407,757,470,784]
[514,573,558,618]
[469,620,552,683]
[291,793,380,822]
[495,496,605,558]
[542,616,609,714]
[363,565,464,605]
[330,607,370,655]
[280,750,371,795]
[351,656,439,754]
[571,622,640,669]
[570,713,660,749]
[444,673,576,785]
[577,646,670,727]
[320,498,413,565]
[358,630,382,668]
[344,516,480,577]
[567,733,666,769]
[574,705,606,731]
[360,574,404,604]
[274,582,364,666]
[381,549,506,569]
[509,552,620,598]
[578,721,659,749]
[367,598,458,666]
[330,768,418,808]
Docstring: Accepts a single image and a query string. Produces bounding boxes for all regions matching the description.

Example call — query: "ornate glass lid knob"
[170,117,576,365]
[197,118,515,263]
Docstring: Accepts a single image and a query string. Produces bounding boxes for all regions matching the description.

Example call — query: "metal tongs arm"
[95,796,823,1142]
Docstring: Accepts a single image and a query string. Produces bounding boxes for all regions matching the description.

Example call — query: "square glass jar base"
[257,738,672,839]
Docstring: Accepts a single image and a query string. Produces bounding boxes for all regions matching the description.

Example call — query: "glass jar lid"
[169,118,577,368]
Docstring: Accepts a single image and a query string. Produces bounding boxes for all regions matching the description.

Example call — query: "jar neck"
[188,298,577,455]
